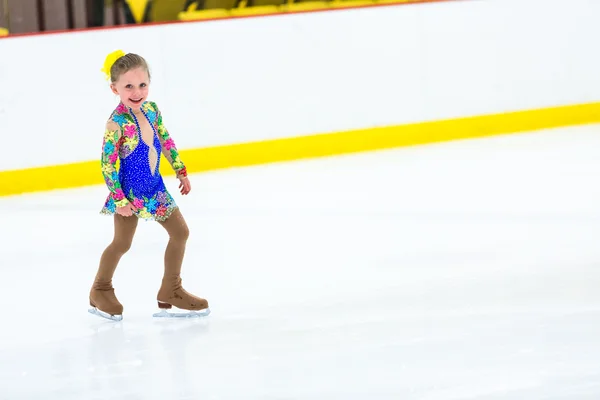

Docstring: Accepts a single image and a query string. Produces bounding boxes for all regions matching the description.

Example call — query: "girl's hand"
[179,176,191,195]
[116,203,138,217]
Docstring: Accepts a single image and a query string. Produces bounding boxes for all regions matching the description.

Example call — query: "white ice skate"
[152,301,211,318]
[88,306,123,322]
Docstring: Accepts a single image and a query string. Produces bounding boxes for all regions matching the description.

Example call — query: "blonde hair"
[101,50,151,83]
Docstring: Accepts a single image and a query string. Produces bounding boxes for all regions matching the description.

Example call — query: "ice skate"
[88,279,124,321]
[153,277,210,318]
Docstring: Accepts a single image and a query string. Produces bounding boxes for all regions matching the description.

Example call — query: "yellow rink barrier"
[0,27,8,37]
[178,0,451,21]
[1,101,600,198]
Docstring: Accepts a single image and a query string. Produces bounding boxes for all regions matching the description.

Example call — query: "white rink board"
[1,0,600,170]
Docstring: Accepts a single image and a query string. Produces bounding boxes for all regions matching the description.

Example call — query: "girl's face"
[110,67,150,110]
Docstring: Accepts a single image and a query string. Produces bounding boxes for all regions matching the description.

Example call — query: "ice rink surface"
[1,125,600,399]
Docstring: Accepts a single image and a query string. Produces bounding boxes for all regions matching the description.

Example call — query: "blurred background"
[0,0,333,35]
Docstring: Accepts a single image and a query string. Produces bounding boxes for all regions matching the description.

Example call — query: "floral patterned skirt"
[100,186,178,222]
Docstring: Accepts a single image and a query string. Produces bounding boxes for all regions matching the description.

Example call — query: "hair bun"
[101,50,126,81]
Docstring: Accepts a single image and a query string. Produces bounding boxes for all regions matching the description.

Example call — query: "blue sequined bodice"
[111,103,165,201]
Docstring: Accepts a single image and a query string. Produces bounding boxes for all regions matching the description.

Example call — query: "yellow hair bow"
[101,50,126,80]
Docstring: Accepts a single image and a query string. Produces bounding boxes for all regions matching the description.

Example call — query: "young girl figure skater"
[89,50,209,321]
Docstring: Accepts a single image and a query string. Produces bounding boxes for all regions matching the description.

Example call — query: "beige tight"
[95,208,190,285]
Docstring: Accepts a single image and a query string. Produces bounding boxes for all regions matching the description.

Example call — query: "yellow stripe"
[1,101,599,198]
[178,0,445,21]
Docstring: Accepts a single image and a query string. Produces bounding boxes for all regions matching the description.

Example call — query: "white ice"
[1,125,600,399]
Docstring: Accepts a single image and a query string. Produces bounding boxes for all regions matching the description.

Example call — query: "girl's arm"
[155,105,188,179]
[101,120,129,207]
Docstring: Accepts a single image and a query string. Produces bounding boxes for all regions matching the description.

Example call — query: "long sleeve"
[155,106,188,179]
[101,121,130,207]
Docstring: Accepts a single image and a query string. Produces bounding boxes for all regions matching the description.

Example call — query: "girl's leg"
[156,208,208,311]
[90,214,139,316]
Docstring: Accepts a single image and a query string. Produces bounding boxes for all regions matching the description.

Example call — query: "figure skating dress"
[100,101,188,221]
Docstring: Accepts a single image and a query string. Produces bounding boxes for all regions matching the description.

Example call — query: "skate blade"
[152,308,211,318]
[88,307,123,322]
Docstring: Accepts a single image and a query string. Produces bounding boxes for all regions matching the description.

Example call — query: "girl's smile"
[110,67,149,110]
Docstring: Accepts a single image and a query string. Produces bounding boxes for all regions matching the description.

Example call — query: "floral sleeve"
[154,104,188,178]
[101,120,129,207]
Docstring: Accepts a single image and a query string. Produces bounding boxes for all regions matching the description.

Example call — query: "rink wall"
[1,0,600,197]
